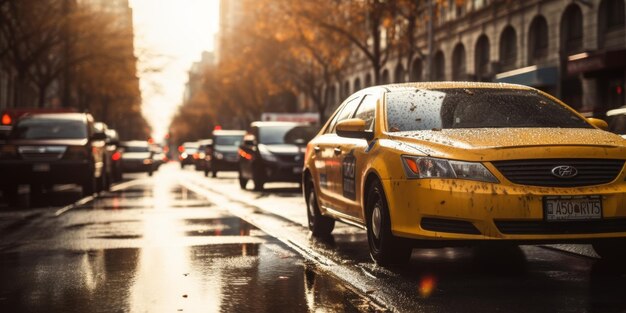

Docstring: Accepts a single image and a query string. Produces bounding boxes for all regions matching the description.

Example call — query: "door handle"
[333,147,342,155]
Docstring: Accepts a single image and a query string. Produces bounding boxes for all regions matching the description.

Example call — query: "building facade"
[328,0,625,119]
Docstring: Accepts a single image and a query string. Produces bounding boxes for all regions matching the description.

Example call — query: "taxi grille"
[495,219,626,235]
[491,159,625,187]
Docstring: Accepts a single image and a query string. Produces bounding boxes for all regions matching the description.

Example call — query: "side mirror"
[587,118,609,131]
[336,118,374,140]
[91,132,107,141]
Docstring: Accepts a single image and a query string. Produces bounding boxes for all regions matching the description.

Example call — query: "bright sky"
[129,0,220,140]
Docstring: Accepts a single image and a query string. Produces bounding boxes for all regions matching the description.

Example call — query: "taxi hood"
[389,128,626,158]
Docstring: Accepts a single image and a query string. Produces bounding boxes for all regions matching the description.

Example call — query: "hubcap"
[372,203,382,239]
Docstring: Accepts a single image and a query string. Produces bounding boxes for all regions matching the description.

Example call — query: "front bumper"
[0,160,93,184]
[383,178,626,242]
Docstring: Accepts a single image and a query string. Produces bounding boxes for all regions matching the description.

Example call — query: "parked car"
[303,82,626,267]
[0,112,108,199]
[120,140,154,176]
[178,141,199,169]
[94,122,114,189]
[194,139,213,173]
[238,122,318,191]
[105,128,123,182]
[205,130,245,177]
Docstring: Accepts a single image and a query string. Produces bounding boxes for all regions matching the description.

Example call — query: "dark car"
[238,122,318,191]
[0,112,108,199]
[194,139,213,173]
[105,128,123,182]
[120,141,154,176]
[178,142,199,169]
[205,130,245,177]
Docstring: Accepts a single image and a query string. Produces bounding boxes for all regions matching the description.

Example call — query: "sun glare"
[129,0,219,141]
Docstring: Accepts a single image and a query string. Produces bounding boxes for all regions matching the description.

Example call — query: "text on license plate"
[544,196,602,221]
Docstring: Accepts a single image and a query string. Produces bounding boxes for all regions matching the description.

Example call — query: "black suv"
[0,113,107,200]
[238,122,318,191]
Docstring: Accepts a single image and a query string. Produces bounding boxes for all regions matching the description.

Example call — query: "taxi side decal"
[342,150,356,200]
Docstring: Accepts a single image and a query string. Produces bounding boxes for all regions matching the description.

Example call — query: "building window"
[475,35,490,81]
[343,80,350,98]
[598,0,625,49]
[434,50,445,81]
[528,15,549,65]
[499,26,517,72]
[394,63,405,83]
[354,78,362,92]
[411,59,423,82]
[381,69,390,84]
[452,43,466,81]
[561,4,583,56]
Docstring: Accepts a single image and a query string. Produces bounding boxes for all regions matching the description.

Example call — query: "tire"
[148,170,153,177]
[239,176,248,189]
[2,184,18,205]
[82,178,96,197]
[365,180,412,266]
[204,169,209,177]
[180,163,184,169]
[253,175,264,191]
[212,170,218,178]
[306,183,335,237]
[593,239,626,262]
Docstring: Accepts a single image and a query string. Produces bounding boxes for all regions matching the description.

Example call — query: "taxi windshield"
[385,88,592,132]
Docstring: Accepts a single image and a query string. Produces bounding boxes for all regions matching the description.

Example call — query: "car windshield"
[123,145,149,152]
[10,118,87,139]
[259,125,317,145]
[215,135,243,146]
[385,88,593,132]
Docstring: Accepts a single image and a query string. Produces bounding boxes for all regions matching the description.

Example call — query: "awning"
[567,49,626,76]
[495,65,558,87]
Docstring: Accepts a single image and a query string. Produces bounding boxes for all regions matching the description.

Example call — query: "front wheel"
[82,178,96,197]
[306,184,335,237]
[366,180,412,266]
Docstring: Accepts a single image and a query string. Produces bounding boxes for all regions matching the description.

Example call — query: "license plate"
[33,163,50,172]
[544,196,602,222]
[293,167,303,174]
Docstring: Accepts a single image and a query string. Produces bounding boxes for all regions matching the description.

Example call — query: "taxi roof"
[361,82,533,93]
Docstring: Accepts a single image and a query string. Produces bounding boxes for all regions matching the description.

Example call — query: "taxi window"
[354,95,376,131]
[328,96,362,133]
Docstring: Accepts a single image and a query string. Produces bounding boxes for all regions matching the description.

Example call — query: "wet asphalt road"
[1,163,626,313]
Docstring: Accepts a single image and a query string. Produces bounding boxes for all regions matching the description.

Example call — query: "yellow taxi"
[302,82,626,266]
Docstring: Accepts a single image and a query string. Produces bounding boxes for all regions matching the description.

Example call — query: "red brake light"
[112,151,121,161]
[178,145,184,153]
[1,113,11,125]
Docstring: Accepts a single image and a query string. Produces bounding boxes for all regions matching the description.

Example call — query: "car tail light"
[178,145,184,153]
[65,146,89,159]
[193,152,199,159]
[238,149,253,160]
[112,151,121,161]
[1,113,11,125]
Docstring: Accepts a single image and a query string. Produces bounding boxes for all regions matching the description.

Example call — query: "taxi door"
[330,95,377,220]
[312,96,363,214]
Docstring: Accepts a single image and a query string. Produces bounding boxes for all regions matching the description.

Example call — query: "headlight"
[215,152,224,160]
[258,144,278,162]
[401,156,498,183]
